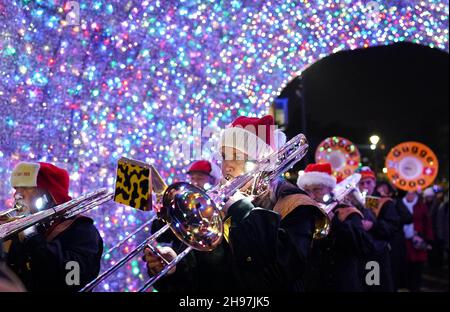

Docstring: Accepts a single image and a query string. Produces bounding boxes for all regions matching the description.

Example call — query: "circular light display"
[315,136,361,180]
[385,141,438,192]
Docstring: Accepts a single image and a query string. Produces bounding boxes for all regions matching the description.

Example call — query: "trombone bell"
[161,182,223,251]
[313,209,332,240]
[81,182,224,292]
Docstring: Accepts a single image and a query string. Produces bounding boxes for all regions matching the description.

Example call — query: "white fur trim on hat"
[297,171,337,189]
[220,127,273,161]
[11,162,40,188]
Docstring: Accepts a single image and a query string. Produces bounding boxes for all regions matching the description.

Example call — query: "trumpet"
[82,133,311,292]
[0,189,113,241]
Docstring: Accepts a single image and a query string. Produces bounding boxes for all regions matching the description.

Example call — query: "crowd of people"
[379,181,448,291]
[1,114,448,292]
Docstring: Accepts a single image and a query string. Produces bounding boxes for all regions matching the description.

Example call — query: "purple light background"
[0,0,448,291]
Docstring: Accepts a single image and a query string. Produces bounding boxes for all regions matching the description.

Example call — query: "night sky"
[278,42,449,181]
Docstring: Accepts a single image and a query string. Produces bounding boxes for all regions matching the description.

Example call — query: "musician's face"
[189,172,212,190]
[358,178,376,196]
[221,147,247,180]
[303,185,333,204]
[13,187,41,214]
[220,147,255,192]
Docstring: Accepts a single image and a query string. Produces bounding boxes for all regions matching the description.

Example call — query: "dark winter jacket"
[151,179,317,292]
[362,197,399,292]
[364,198,399,253]
[7,216,103,292]
[305,206,375,292]
[390,198,413,290]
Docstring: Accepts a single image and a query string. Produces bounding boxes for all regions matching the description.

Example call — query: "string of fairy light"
[0,0,448,291]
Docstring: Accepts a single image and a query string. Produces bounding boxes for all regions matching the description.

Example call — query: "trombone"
[81,182,223,292]
[82,133,311,292]
[0,188,113,241]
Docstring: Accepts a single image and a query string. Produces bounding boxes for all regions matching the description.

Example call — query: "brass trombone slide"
[0,188,113,241]
[82,133,310,292]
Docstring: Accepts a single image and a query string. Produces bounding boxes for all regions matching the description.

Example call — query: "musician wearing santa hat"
[297,163,374,291]
[186,160,221,190]
[296,163,337,204]
[5,162,103,292]
[144,115,319,291]
[146,159,222,276]
[356,166,399,292]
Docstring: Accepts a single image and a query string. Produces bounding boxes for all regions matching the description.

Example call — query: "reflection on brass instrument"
[314,173,364,239]
[82,133,311,292]
[0,209,21,224]
[339,177,366,211]
[0,189,113,241]
[0,198,27,224]
[81,181,223,292]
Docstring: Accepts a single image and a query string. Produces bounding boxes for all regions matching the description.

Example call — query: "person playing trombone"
[186,160,221,190]
[144,115,319,291]
[3,162,103,291]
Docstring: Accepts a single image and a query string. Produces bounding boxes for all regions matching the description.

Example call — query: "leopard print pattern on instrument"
[114,159,151,211]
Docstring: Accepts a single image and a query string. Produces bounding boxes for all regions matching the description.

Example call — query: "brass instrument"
[314,173,365,239]
[82,133,312,292]
[336,174,366,211]
[0,199,27,224]
[0,189,113,241]
[81,182,223,292]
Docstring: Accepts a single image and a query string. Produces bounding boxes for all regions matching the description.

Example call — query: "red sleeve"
[423,204,434,241]
[418,203,433,241]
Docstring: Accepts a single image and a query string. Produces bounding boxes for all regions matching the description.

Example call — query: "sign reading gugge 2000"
[385,142,439,192]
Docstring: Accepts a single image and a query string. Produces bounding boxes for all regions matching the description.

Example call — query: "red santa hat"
[297,163,337,189]
[358,166,376,181]
[10,162,72,205]
[187,160,221,182]
[219,115,286,161]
